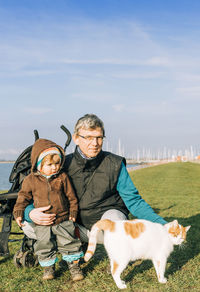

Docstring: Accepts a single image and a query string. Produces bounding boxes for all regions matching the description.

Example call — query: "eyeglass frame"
[77,134,105,143]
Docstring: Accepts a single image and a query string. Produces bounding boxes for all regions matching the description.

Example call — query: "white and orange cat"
[84,219,190,289]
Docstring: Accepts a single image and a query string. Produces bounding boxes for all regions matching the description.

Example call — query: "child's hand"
[16,217,25,227]
[69,216,76,222]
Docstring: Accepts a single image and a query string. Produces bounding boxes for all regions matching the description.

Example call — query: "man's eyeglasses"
[78,134,105,143]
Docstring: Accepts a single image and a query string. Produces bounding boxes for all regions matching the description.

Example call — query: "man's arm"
[117,163,167,225]
[23,203,34,222]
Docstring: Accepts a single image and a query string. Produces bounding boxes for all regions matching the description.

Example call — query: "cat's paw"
[116,280,127,289]
[159,277,167,284]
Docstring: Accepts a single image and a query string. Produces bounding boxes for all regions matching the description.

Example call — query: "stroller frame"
[0,125,71,259]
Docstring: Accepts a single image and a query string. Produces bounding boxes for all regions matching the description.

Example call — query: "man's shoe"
[67,260,84,281]
[43,265,55,280]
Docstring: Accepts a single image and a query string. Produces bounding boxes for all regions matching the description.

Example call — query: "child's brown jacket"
[13,138,78,225]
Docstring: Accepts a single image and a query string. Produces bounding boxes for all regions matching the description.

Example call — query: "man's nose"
[91,138,98,145]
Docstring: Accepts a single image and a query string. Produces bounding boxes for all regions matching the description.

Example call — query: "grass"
[0,162,200,291]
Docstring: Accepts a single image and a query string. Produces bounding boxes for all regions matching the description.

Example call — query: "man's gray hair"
[74,114,105,136]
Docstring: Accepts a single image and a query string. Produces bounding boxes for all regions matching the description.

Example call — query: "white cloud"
[0,16,174,80]
[175,73,200,83]
[145,57,172,67]
[111,71,165,80]
[112,101,178,116]
[23,107,53,115]
[0,148,21,155]
[61,57,171,67]
[176,86,200,96]
[112,104,125,112]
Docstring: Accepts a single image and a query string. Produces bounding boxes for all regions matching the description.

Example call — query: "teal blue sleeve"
[117,163,167,225]
[23,202,34,222]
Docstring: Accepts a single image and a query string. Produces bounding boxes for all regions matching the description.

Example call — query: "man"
[23,113,167,244]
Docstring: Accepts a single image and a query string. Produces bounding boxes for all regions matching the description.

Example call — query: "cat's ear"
[185,225,191,232]
[172,220,179,226]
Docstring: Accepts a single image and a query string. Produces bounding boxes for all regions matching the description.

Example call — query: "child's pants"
[23,209,127,245]
[34,220,83,267]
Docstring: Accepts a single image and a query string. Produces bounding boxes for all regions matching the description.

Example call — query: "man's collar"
[74,146,104,170]
[77,146,96,160]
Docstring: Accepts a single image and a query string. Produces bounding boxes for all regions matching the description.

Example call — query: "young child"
[13,138,84,281]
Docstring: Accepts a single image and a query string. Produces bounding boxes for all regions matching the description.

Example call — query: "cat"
[84,219,190,289]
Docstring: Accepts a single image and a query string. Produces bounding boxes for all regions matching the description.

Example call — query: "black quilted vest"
[64,148,129,229]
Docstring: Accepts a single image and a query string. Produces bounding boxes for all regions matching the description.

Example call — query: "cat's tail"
[84,219,115,262]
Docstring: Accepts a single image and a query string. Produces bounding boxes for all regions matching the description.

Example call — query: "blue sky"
[1,0,200,159]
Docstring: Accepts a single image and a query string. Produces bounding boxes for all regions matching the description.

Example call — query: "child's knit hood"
[31,138,65,172]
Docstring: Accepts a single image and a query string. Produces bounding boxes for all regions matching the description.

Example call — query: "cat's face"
[165,220,190,245]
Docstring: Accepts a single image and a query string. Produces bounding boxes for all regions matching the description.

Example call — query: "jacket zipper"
[47,179,51,206]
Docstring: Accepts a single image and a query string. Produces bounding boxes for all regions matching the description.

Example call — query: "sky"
[1,0,200,160]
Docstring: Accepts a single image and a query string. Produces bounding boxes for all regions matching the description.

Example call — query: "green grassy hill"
[0,162,199,291]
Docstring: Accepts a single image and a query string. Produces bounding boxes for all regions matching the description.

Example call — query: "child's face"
[40,155,61,176]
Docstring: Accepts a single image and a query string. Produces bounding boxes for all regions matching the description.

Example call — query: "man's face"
[73,127,104,158]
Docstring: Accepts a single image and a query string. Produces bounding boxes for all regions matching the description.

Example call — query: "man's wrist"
[24,203,35,222]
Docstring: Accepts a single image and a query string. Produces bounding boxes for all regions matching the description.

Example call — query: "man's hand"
[69,216,76,222]
[16,216,25,227]
[29,205,56,225]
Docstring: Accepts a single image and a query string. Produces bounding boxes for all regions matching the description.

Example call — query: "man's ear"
[72,134,79,145]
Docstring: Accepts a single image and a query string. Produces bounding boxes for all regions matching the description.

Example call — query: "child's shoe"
[67,260,84,281]
[43,265,55,280]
